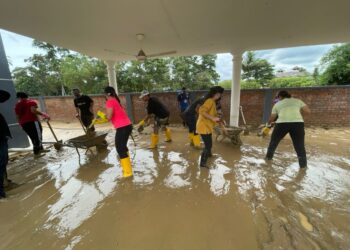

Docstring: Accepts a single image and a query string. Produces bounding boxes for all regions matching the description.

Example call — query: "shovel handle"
[46,121,59,142]
[76,117,87,134]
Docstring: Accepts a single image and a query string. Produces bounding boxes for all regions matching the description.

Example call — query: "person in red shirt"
[15,92,50,156]
[104,86,133,178]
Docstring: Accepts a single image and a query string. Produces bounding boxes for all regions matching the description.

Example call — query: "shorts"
[155,117,169,128]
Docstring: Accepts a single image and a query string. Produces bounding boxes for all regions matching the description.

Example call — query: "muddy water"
[1,124,350,250]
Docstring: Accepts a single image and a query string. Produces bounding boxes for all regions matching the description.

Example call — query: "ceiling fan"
[105,33,177,61]
[135,33,177,60]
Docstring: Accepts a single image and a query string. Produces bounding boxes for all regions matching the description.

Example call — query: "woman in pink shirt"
[104,86,133,177]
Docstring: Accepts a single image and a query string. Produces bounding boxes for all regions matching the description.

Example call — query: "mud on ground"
[1,122,349,250]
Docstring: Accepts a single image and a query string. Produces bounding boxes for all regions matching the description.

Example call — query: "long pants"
[81,114,95,132]
[266,122,307,167]
[185,114,197,134]
[200,134,212,166]
[0,138,8,196]
[22,121,43,155]
[115,125,133,159]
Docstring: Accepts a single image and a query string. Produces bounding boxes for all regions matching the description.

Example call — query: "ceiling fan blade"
[104,49,134,57]
[147,50,177,58]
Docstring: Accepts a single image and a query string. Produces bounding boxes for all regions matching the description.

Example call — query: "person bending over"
[196,87,223,168]
[15,92,50,156]
[265,90,311,168]
[104,86,133,177]
[138,90,172,149]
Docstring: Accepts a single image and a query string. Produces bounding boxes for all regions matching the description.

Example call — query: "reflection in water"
[208,158,231,196]
[43,150,118,237]
[2,128,350,250]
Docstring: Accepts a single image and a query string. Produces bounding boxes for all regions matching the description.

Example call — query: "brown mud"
[1,122,349,250]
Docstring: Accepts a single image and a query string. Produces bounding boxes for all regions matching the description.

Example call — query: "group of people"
[0,85,310,199]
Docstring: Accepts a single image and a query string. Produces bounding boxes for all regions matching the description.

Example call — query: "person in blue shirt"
[177,87,191,127]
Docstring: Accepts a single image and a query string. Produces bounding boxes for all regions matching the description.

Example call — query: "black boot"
[200,150,209,168]
[299,157,307,168]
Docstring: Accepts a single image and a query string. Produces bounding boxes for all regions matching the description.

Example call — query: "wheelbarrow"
[66,131,109,153]
[46,120,108,151]
[214,125,243,146]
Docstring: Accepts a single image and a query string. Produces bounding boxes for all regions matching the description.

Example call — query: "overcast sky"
[1,28,335,81]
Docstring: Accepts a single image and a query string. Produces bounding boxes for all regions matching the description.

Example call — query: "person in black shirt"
[183,86,224,148]
[73,88,95,132]
[0,90,12,199]
[139,90,172,149]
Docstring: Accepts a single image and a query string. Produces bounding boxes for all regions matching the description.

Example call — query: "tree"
[171,54,219,90]
[60,55,108,94]
[12,39,222,95]
[242,51,274,86]
[313,67,320,84]
[320,43,350,85]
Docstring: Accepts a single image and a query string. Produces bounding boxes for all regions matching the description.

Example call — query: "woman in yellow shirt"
[196,86,223,168]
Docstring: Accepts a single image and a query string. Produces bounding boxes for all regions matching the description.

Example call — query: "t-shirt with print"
[177,91,190,111]
[272,98,306,123]
[74,95,93,116]
[105,98,131,129]
[15,99,38,125]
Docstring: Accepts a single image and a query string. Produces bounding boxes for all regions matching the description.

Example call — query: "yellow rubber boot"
[188,133,194,145]
[120,156,133,178]
[192,134,201,148]
[165,128,172,142]
[149,133,159,149]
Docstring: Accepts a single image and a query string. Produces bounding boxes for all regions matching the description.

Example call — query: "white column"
[229,53,243,127]
[105,60,118,94]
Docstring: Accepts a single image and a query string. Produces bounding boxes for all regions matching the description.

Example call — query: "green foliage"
[268,76,317,88]
[320,43,350,85]
[12,40,219,95]
[219,76,318,90]
[242,51,274,86]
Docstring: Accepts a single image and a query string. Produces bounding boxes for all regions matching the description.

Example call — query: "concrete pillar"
[105,60,118,94]
[229,53,243,127]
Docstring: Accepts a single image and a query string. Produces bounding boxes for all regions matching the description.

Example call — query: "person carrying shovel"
[15,92,50,157]
[73,88,95,133]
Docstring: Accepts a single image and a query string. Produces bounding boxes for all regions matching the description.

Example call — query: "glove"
[138,120,145,127]
[96,110,107,120]
[42,113,50,120]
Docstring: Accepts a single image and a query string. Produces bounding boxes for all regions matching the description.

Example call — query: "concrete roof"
[1,0,349,61]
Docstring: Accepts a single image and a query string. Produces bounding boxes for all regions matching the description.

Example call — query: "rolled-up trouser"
[115,124,133,159]
[0,138,9,196]
[81,114,95,131]
[266,122,307,167]
[185,113,197,134]
[22,121,43,155]
[155,117,169,128]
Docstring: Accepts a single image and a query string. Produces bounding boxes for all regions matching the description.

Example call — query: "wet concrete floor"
[1,123,350,249]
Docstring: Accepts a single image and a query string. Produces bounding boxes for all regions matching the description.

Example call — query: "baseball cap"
[139,90,150,99]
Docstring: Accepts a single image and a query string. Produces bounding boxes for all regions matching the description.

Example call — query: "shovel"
[46,120,63,150]
[239,106,249,135]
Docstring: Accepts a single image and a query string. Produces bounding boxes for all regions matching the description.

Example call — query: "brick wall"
[36,86,350,127]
